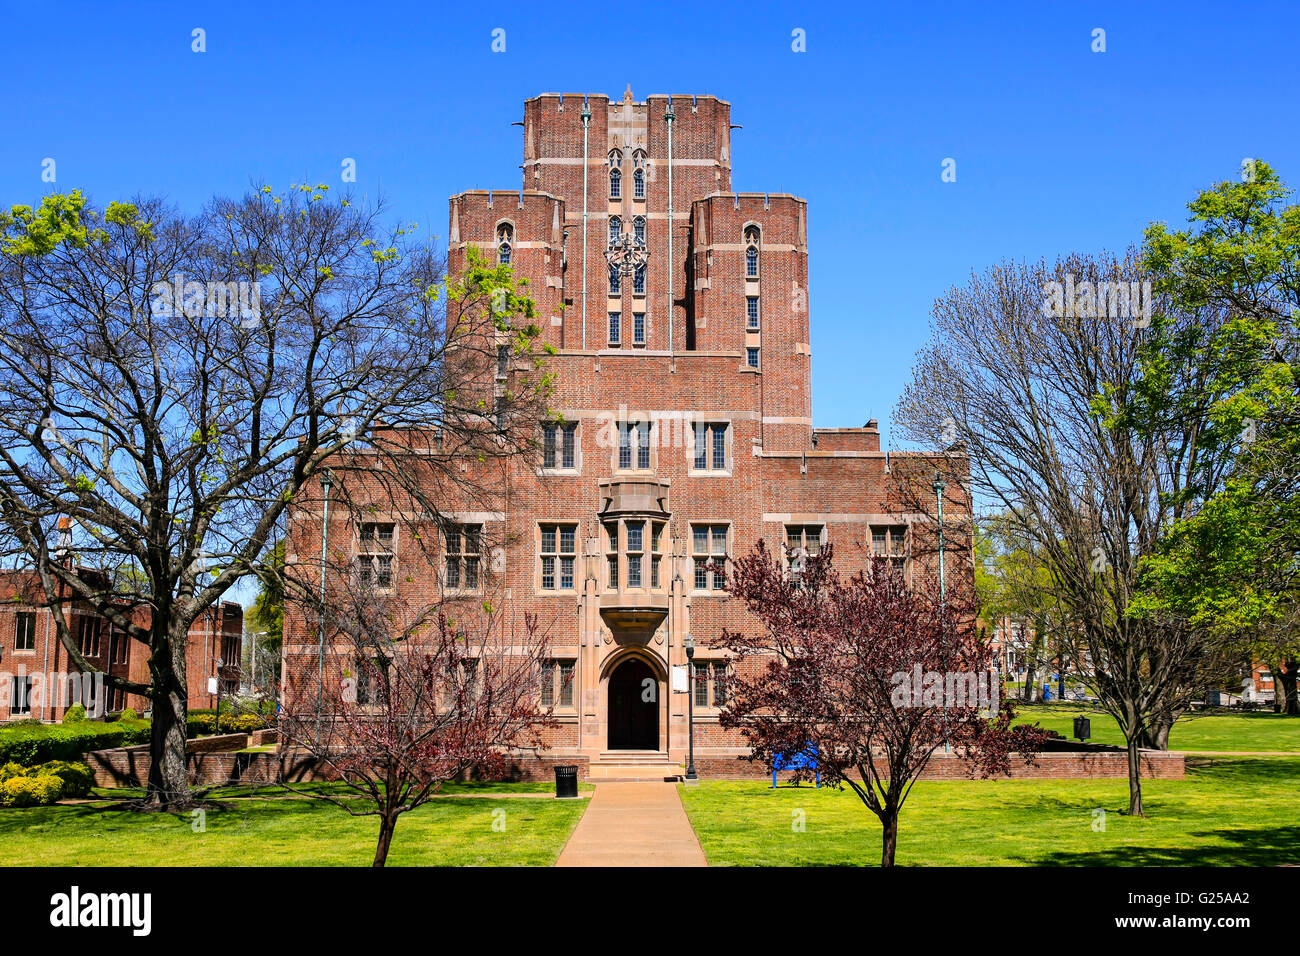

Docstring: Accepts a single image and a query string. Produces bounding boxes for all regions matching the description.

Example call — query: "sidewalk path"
[555,782,707,867]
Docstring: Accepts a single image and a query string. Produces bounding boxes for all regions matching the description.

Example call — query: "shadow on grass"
[1014,825,1300,867]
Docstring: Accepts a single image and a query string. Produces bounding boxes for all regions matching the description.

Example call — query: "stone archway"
[607,657,659,750]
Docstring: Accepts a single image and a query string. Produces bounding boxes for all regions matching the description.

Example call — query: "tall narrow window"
[651,522,664,588]
[693,422,729,472]
[633,264,646,295]
[633,216,646,243]
[627,520,644,587]
[694,662,710,707]
[539,523,577,591]
[606,522,619,589]
[633,312,646,345]
[609,215,622,243]
[14,612,35,651]
[618,423,632,469]
[359,522,395,589]
[746,296,760,329]
[637,422,651,469]
[609,311,621,344]
[691,524,729,591]
[496,222,514,266]
[633,168,645,199]
[747,348,760,369]
[609,167,621,199]
[609,266,621,296]
[746,246,758,277]
[497,344,509,379]
[542,422,577,469]
[445,524,481,590]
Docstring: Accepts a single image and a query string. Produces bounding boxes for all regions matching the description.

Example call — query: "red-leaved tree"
[277,584,553,867]
[717,541,1047,866]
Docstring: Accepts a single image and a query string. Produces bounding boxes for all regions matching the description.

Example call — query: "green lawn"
[680,757,1300,866]
[0,782,589,866]
[1013,704,1300,751]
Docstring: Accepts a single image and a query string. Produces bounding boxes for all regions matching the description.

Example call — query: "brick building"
[281,89,969,778]
[0,564,243,722]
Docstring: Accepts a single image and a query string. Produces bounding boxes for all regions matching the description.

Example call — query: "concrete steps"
[588,751,684,781]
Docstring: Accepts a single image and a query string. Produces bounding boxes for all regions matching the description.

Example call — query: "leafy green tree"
[1131,161,1300,714]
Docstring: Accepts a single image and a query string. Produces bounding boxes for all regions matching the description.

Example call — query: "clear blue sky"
[3,0,1297,453]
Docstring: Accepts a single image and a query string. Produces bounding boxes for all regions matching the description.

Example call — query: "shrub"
[62,703,87,724]
[41,760,95,798]
[0,773,64,808]
[119,708,137,721]
[0,720,151,766]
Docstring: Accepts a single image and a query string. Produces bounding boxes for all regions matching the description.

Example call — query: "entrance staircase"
[588,751,684,781]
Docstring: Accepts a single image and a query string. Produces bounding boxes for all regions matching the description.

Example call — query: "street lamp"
[316,469,334,744]
[684,634,698,781]
[933,470,947,605]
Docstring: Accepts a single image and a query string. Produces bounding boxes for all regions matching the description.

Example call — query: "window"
[633,312,646,345]
[609,266,621,296]
[539,523,577,591]
[609,216,622,243]
[746,296,760,329]
[747,348,760,369]
[107,686,126,712]
[609,167,621,199]
[872,525,908,572]
[692,661,730,707]
[746,245,758,277]
[111,625,129,664]
[691,524,729,591]
[609,311,621,344]
[355,657,381,707]
[633,168,645,199]
[541,660,576,708]
[785,525,824,576]
[633,264,646,295]
[76,615,101,656]
[633,216,646,243]
[651,522,664,588]
[693,423,728,472]
[626,520,644,588]
[542,421,577,469]
[496,222,514,265]
[618,421,651,470]
[14,611,35,651]
[497,344,509,379]
[445,524,482,590]
[358,521,395,589]
[10,676,33,716]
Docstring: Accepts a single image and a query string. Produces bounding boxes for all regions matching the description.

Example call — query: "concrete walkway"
[555,782,707,867]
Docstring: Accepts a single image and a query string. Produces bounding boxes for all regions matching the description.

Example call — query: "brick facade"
[281,89,971,777]
[0,565,243,722]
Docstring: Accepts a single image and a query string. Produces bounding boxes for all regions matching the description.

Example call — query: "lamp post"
[684,634,698,781]
[933,470,946,605]
[316,469,334,744]
[214,658,224,733]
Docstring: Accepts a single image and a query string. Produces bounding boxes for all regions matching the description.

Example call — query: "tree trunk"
[1125,736,1145,817]
[145,638,191,809]
[374,814,397,867]
[1276,660,1298,716]
[880,811,899,867]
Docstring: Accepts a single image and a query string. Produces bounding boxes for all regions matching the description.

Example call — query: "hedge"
[0,720,151,766]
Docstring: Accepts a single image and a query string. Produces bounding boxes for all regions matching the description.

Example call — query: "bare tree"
[0,188,548,809]
[895,253,1235,815]
[276,578,553,867]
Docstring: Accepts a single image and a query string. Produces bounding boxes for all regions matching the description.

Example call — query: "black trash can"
[554,764,579,799]
[1073,716,1091,741]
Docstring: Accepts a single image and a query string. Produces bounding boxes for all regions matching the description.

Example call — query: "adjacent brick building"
[0,564,243,722]
[281,89,970,778]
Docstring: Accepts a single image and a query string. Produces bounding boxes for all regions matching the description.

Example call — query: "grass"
[1012,703,1300,751]
[0,781,589,866]
[679,757,1300,866]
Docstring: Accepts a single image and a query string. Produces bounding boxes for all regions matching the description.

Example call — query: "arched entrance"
[607,657,659,750]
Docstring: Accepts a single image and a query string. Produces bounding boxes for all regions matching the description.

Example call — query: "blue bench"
[772,744,820,788]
